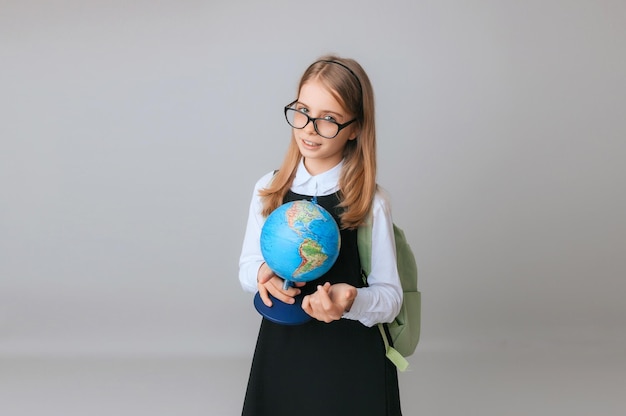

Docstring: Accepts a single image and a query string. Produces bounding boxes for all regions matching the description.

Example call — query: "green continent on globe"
[293,238,328,278]
[286,201,323,232]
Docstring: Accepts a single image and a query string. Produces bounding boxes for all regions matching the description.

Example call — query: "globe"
[261,200,341,284]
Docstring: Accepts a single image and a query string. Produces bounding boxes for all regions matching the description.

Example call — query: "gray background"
[1,0,625,414]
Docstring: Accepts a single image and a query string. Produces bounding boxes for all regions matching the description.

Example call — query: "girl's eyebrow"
[296,100,344,118]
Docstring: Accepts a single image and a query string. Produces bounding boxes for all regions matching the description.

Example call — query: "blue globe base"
[253,292,312,325]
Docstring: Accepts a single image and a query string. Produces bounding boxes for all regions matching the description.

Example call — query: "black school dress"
[242,191,402,416]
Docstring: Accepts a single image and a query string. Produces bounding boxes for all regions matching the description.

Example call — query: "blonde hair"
[259,55,377,229]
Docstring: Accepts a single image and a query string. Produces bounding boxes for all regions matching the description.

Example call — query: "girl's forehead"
[298,80,346,113]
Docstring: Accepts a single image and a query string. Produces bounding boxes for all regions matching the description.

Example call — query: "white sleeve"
[342,189,403,327]
[238,171,275,293]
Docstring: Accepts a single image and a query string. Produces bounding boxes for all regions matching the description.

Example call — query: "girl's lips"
[301,138,321,148]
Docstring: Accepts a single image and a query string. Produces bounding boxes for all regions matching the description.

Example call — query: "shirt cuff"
[342,288,376,327]
[239,260,264,293]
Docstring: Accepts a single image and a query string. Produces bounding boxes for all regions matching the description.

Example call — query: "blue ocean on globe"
[260,200,341,283]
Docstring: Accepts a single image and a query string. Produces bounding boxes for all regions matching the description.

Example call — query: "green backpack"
[357,221,421,372]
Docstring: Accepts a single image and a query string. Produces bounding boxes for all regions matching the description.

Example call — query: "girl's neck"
[303,157,342,176]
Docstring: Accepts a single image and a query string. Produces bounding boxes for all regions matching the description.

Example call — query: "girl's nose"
[304,119,318,135]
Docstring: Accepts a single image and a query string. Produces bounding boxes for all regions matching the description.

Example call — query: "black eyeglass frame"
[284,100,358,139]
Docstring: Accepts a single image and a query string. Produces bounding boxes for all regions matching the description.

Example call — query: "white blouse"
[238,159,402,327]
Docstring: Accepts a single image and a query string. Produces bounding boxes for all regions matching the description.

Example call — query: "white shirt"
[238,159,402,327]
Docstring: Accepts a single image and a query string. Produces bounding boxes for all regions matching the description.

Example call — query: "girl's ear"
[348,125,360,141]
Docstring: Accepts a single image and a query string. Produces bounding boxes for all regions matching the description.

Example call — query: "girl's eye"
[297,106,309,113]
[323,115,337,123]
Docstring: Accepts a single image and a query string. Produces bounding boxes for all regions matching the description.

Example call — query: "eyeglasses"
[284,100,357,139]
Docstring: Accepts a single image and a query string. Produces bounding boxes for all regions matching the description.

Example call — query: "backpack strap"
[358,220,410,372]
[378,324,409,372]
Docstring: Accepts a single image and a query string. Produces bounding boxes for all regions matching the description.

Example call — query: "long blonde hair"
[259,55,377,229]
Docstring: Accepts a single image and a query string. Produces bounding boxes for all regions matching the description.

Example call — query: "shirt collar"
[291,159,343,196]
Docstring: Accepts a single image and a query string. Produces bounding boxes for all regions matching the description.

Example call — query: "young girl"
[239,56,403,416]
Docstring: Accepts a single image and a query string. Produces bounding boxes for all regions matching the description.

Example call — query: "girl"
[239,56,403,416]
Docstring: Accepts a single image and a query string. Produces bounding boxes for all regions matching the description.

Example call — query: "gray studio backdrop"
[1,0,624,360]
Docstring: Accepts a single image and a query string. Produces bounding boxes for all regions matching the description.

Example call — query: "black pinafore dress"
[242,191,402,416]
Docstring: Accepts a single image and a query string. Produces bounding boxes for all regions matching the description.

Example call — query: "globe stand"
[253,282,312,325]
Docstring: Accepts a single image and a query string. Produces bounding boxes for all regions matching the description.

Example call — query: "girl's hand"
[257,262,304,307]
[302,282,357,323]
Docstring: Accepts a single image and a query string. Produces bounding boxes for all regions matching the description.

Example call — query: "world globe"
[261,200,341,284]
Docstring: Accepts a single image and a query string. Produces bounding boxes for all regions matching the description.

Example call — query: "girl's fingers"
[301,284,341,322]
[257,263,273,284]
[316,285,334,310]
[301,295,311,314]
[262,277,300,305]
[268,287,295,304]
[272,278,301,297]
[258,284,272,307]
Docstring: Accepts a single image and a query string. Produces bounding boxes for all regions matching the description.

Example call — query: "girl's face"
[293,79,358,175]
